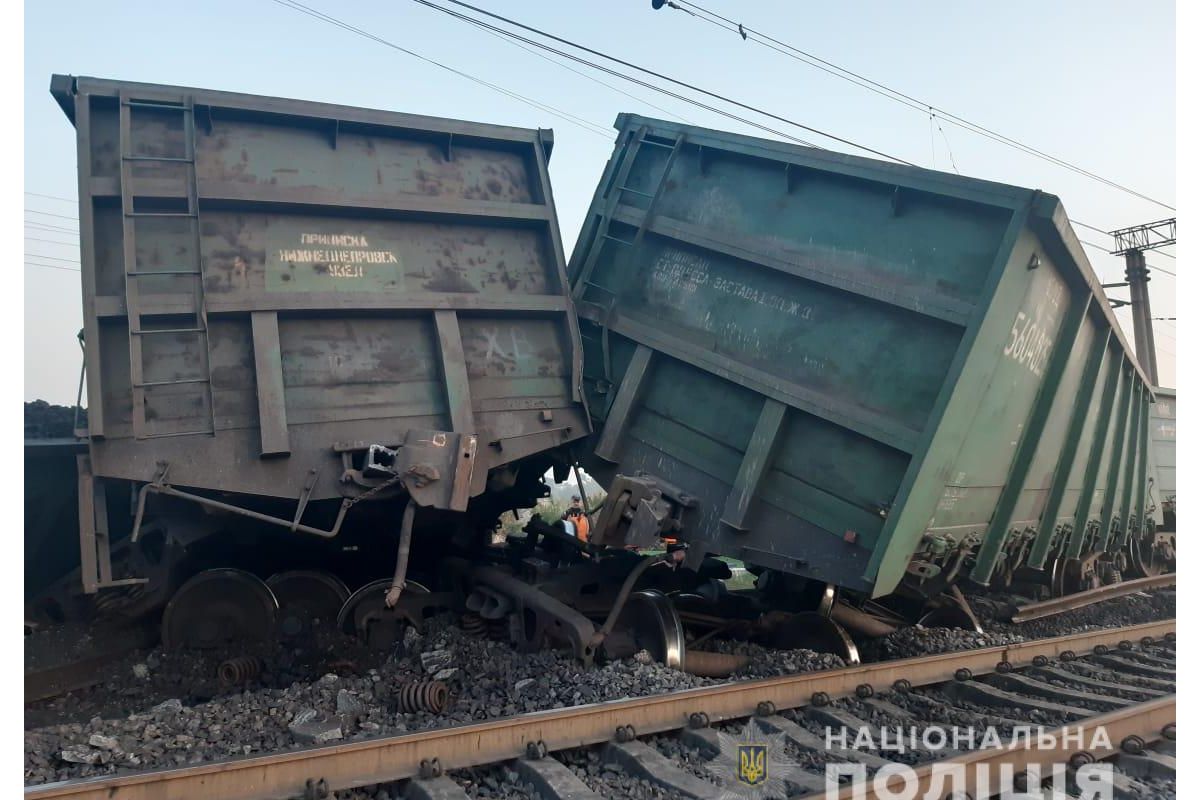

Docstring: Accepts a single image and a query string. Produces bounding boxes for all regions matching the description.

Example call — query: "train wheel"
[337,578,430,646]
[266,571,351,638]
[1128,528,1175,578]
[1049,555,1067,598]
[161,569,278,650]
[1061,557,1102,595]
[610,590,686,670]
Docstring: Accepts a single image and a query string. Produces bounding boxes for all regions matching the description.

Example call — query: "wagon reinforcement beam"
[23,620,1174,800]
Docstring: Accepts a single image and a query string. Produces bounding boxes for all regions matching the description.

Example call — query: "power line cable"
[437,6,692,124]
[25,261,80,273]
[25,236,80,247]
[25,209,80,221]
[25,191,77,204]
[416,0,916,161]
[278,0,819,149]
[25,253,81,265]
[670,0,1175,212]
[26,221,79,235]
[415,0,821,147]
[424,0,1174,254]
[1079,239,1174,277]
[269,0,613,139]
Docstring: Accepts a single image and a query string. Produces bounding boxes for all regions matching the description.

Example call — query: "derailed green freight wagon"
[570,114,1164,601]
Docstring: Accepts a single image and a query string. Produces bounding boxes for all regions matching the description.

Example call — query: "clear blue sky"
[24,0,1176,403]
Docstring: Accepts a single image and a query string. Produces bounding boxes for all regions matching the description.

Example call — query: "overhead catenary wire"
[25,253,81,265]
[669,0,1176,213]
[412,0,916,158]
[292,0,825,150]
[25,209,81,221]
[25,191,77,204]
[25,236,80,247]
[268,0,613,139]
[25,261,80,273]
[26,221,79,235]
[429,6,692,125]
[1079,239,1174,277]
[418,0,1173,263]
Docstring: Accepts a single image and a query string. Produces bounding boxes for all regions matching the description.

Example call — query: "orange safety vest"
[566,510,590,542]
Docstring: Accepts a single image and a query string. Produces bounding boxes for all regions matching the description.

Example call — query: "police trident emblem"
[707,720,801,799]
[737,744,768,786]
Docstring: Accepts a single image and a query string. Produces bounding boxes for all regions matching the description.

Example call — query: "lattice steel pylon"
[1108,218,1175,386]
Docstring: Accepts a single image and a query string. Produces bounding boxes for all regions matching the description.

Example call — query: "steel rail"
[842,695,1175,799]
[24,619,1175,800]
[1011,574,1176,623]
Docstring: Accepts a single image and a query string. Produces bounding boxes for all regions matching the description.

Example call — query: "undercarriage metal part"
[469,566,599,665]
[607,589,686,670]
[266,571,350,638]
[769,611,860,665]
[916,587,984,633]
[397,681,450,714]
[217,656,264,685]
[589,474,696,549]
[337,578,433,648]
[681,649,751,678]
[160,569,279,651]
[1128,527,1175,578]
[459,612,487,636]
[829,602,899,638]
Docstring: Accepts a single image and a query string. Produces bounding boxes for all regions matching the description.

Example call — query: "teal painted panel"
[1013,318,1099,522]
[1050,339,1117,528]
[925,233,1070,534]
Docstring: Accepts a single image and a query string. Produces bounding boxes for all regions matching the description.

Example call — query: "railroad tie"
[1058,659,1175,691]
[895,689,1031,730]
[605,739,725,799]
[1116,752,1177,781]
[985,671,1134,711]
[940,679,1093,720]
[756,714,891,770]
[404,776,471,800]
[680,726,722,758]
[514,757,602,800]
[1097,649,1177,669]
[1088,654,1176,680]
[1027,665,1166,699]
[856,696,920,722]
[805,703,952,761]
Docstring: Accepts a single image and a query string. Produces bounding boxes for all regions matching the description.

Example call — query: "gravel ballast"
[24,586,1174,787]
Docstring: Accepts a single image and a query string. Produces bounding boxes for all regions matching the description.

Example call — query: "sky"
[23,0,1177,404]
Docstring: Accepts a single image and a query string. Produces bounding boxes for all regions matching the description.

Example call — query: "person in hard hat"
[562,495,590,543]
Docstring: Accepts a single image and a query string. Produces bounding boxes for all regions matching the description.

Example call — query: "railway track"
[24,619,1175,800]
[1008,573,1176,623]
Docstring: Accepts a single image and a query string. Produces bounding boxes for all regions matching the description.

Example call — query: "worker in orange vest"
[563,496,590,543]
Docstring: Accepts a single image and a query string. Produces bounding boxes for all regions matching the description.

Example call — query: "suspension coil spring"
[218,656,264,685]
[460,612,487,637]
[398,680,450,714]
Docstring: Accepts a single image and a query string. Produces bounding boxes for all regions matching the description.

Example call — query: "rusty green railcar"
[46,74,589,633]
[570,114,1166,602]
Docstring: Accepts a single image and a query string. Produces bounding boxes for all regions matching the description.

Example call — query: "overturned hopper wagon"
[41,74,590,638]
[570,114,1168,604]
